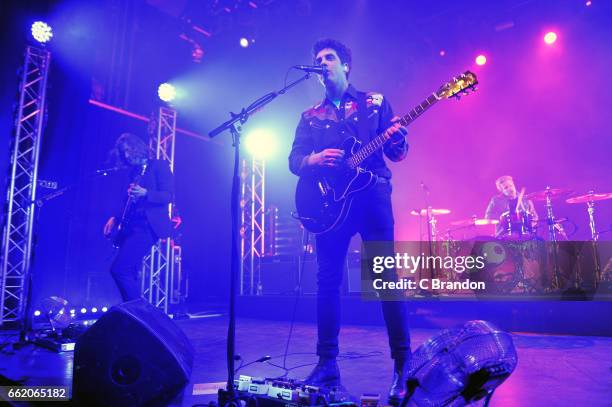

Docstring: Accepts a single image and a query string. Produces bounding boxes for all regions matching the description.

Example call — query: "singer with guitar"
[103,133,174,302]
[288,39,411,404]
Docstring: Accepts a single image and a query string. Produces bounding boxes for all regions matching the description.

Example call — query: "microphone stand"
[208,72,314,401]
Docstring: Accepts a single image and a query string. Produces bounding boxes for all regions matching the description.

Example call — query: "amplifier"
[259,252,364,296]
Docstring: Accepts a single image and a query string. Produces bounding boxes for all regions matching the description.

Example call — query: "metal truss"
[152,106,177,171]
[141,239,183,314]
[240,158,265,295]
[0,46,51,325]
[141,106,186,313]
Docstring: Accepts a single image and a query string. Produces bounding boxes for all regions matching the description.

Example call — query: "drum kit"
[410,187,612,296]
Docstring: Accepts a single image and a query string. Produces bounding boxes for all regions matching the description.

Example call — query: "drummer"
[484,175,538,238]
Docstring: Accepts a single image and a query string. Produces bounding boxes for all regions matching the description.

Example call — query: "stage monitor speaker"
[73,299,194,407]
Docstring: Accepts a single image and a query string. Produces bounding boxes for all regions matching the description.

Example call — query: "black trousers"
[110,224,156,302]
[314,181,411,360]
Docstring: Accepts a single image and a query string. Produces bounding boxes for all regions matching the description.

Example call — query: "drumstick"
[516,187,526,214]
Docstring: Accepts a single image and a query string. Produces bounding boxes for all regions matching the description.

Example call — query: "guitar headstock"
[437,71,478,100]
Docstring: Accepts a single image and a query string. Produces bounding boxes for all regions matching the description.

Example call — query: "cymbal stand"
[586,191,602,287]
[544,186,562,289]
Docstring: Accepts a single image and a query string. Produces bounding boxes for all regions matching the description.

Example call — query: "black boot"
[304,358,341,388]
[388,358,409,405]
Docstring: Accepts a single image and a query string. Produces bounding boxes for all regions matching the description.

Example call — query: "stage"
[1,306,612,406]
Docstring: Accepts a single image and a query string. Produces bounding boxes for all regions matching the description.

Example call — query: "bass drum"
[469,237,548,295]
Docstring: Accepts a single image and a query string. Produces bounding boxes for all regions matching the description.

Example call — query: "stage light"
[244,128,278,160]
[586,1,592,6]
[240,37,250,48]
[80,307,87,314]
[158,83,176,102]
[439,50,446,57]
[544,32,557,45]
[31,21,53,44]
[475,55,487,66]
[91,307,98,313]
[70,309,76,314]
[102,306,108,313]
[34,310,41,316]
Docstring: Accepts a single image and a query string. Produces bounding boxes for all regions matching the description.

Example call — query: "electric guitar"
[109,163,147,248]
[295,71,478,234]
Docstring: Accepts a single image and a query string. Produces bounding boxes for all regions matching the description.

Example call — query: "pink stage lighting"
[544,32,558,45]
[475,55,487,66]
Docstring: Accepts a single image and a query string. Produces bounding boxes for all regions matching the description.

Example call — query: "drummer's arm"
[484,197,496,220]
[529,200,538,224]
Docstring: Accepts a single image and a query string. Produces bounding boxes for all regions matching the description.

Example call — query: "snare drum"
[500,211,535,239]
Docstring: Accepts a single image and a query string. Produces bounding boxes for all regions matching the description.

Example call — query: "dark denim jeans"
[110,224,156,302]
[314,181,411,360]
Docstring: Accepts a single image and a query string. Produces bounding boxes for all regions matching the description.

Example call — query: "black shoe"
[388,358,409,405]
[304,358,341,388]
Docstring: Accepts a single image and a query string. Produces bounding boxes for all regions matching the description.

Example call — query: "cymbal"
[566,192,612,204]
[525,188,573,201]
[450,218,499,226]
[410,208,451,216]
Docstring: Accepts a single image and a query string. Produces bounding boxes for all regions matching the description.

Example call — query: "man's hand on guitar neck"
[128,183,148,199]
[307,149,345,168]
[385,119,407,144]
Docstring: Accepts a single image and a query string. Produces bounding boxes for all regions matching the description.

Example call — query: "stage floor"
[1,315,611,406]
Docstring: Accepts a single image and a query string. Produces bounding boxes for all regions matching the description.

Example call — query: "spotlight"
[158,83,176,103]
[244,128,278,160]
[80,307,87,314]
[34,310,41,317]
[544,32,557,45]
[70,309,76,314]
[240,37,250,48]
[31,21,53,44]
[475,54,487,66]
[91,307,98,313]
[586,1,592,6]
[101,306,108,313]
[439,50,446,57]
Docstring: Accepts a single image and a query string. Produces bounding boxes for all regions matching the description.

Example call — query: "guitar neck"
[348,93,441,168]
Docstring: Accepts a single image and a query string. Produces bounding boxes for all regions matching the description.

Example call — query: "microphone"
[293,65,327,74]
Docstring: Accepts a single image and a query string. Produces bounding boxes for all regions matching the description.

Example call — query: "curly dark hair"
[113,132,150,166]
[312,38,352,76]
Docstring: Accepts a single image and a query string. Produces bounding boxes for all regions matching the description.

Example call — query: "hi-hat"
[566,192,612,204]
[526,188,573,201]
[410,208,451,216]
[450,218,499,227]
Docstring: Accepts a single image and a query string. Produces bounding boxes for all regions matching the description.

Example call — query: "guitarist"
[103,133,174,302]
[288,39,410,404]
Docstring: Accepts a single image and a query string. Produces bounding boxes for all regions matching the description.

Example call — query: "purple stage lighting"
[544,31,558,45]
[245,128,277,160]
[31,21,53,44]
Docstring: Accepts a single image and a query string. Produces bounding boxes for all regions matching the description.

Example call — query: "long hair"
[111,132,150,167]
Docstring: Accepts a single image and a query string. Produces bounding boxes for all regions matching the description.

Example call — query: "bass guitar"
[295,71,478,234]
